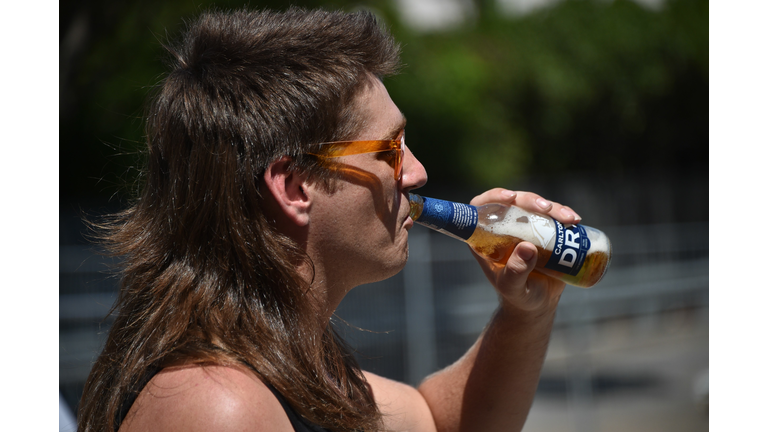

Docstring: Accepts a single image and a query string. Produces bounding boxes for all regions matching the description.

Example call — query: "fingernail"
[518,245,535,261]
[502,190,516,199]
[560,207,581,222]
[536,198,551,210]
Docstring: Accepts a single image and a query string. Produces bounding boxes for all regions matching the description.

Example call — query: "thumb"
[496,242,538,301]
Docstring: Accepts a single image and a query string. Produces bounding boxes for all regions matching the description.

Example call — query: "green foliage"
[60,0,708,203]
[387,0,708,189]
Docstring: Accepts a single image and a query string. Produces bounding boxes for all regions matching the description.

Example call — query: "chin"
[383,248,410,279]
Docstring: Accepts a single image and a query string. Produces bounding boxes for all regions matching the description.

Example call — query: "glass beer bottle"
[408,194,612,288]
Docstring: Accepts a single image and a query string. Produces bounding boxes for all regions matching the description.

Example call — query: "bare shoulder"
[363,371,437,432]
[120,364,293,432]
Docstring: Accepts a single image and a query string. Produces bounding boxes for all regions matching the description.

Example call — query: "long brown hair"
[78,8,401,432]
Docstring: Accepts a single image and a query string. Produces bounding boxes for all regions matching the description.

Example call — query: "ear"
[261,157,312,227]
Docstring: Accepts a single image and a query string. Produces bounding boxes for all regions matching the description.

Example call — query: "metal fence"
[335,221,709,385]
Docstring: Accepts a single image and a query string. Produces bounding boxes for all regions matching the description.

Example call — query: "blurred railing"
[339,222,708,385]
[59,221,708,413]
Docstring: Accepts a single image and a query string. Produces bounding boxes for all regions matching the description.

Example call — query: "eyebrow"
[385,114,407,141]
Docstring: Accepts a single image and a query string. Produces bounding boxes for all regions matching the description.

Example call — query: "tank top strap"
[238,360,332,431]
[115,364,162,431]
[264,383,332,432]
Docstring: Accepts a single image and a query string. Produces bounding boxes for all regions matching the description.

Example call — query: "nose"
[400,144,428,191]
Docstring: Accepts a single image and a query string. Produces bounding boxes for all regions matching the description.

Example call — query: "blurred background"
[59,0,708,431]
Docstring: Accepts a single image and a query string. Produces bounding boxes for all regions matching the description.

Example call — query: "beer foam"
[484,207,555,249]
[485,208,609,254]
[581,225,611,255]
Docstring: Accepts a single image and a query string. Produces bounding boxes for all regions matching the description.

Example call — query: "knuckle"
[505,257,532,277]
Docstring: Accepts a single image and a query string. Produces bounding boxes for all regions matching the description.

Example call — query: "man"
[78,7,580,432]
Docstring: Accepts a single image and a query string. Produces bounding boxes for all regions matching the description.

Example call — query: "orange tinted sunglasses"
[308,130,405,180]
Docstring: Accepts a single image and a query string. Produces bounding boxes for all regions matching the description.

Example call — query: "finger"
[469,188,517,207]
[510,192,582,225]
[560,205,582,224]
[470,240,566,312]
[500,245,566,312]
[496,242,539,305]
[517,271,562,311]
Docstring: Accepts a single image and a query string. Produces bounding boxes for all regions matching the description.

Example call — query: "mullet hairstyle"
[78,8,401,432]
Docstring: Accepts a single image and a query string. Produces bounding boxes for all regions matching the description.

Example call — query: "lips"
[399,197,413,230]
[403,216,414,230]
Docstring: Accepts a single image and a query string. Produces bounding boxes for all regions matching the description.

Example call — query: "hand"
[469,188,577,314]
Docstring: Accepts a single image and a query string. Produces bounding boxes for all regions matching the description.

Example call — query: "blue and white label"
[544,221,591,276]
[529,214,557,248]
[417,197,478,241]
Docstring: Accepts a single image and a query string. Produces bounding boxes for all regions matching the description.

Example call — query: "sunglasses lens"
[395,134,405,180]
[310,134,405,180]
[395,149,403,180]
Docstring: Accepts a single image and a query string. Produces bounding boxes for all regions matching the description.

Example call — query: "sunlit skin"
[299,76,427,320]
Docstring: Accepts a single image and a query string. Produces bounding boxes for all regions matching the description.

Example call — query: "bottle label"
[544,221,591,276]
[417,197,478,241]
[529,214,557,248]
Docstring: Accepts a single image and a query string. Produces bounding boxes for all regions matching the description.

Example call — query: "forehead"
[352,77,406,141]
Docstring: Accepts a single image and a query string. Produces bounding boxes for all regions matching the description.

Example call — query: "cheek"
[331,156,402,229]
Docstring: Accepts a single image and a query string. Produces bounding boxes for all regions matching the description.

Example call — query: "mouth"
[399,192,415,230]
[404,215,414,230]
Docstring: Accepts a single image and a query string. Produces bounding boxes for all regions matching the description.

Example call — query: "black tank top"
[116,366,331,432]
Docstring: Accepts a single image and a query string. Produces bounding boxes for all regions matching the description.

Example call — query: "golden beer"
[409,194,612,288]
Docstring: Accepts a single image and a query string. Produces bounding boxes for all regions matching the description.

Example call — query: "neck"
[296,258,352,328]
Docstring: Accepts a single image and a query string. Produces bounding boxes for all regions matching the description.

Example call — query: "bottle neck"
[408,193,424,221]
[408,194,478,241]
